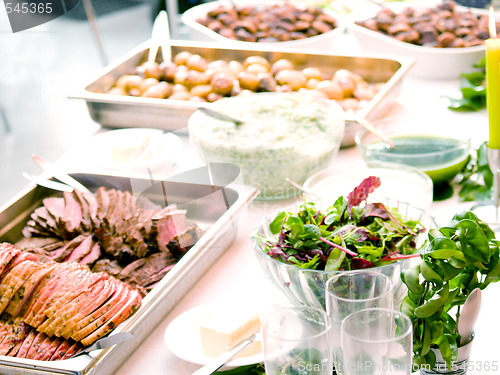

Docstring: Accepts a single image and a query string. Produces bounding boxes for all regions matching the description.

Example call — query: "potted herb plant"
[401,211,500,374]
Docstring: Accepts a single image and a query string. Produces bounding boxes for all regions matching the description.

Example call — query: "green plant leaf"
[421,319,432,356]
[414,285,449,318]
[437,334,458,370]
[421,261,444,286]
[456,219,490,263]
[429,249,465,262]
[402,264,424,294]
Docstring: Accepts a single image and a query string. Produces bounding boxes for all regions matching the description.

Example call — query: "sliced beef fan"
[18,188,204,294]
[0,244,142,360]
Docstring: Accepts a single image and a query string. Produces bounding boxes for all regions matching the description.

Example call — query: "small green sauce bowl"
[355,117,471,185]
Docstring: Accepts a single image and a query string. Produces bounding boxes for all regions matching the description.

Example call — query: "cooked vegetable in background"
[356,1,495,48]
[106,51,384,115]
[261,177,425,271]
[195,3,338,43]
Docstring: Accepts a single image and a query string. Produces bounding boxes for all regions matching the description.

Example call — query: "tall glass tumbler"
[340,308,413,375]
[325,271,394,373]
[262,306,333,375]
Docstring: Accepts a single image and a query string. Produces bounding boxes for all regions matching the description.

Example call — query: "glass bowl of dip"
[188,93,345,200]
[355,116,471,186]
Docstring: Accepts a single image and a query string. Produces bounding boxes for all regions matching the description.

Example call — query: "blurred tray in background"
[72,40,414,147]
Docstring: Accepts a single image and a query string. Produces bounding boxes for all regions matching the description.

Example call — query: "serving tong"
[192,332,261,375]
[149,10,171,64]
[23,154,91,193]
[69,331,134,359]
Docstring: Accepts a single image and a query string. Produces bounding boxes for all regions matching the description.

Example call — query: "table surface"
[1,6,499,373]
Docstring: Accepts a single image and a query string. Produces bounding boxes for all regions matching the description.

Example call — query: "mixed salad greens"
[262,177,426,271]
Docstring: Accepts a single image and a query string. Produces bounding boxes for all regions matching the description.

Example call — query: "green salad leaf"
[215,364,265,374]
[263,177,426,271]
[457,142,494,202]
[446,58,486,112]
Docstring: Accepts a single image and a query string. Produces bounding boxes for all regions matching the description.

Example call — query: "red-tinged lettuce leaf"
[347,176,381,214]
[351,257,376,269]
[362,202,390,220]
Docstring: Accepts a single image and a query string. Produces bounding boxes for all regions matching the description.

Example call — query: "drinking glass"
[262,306,333,375]
[325,271,394,373]
[340,308,413,375]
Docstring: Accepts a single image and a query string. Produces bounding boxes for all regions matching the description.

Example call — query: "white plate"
[164,303,267,368]
[66,128,184,175]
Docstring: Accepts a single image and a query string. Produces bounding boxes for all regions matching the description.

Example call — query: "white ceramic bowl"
[347,2,488,79]
[303,162,434,210]
[188,92,345,200]
[181,0,345,49]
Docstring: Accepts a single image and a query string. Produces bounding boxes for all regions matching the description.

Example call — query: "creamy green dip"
[189,93,345,199]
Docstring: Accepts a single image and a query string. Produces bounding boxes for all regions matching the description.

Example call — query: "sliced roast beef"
[125,252,176,287]
[64,235,93,263]
[24,263,82,327]
[5,262,56,317]
[15,237,62,252]
[79,241,101,266]
[118,258,146,280]
[60,341,82,360]
[46,234,87,262]
[91,259,123,276]
[71,283,130,342]
[47,339,71,361]
[69,282,127,341]
[94,187,110,227]
[0,260,42,314]
[139,264,176,289]
[36,336,62,361]
[39,272,109,336]
[82,191,98,228]
[59,192,83,238]
[0,243,21,277]
[72,190,92,232]
[152,207,188,252]
[15,329,37,358]
[6,320,31,357]
[42,197,64,224]
[80,289,141,346]
[0,317,29,356]
[59,280,117,339]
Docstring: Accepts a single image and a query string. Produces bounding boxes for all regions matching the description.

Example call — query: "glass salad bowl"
[250,199,436,311]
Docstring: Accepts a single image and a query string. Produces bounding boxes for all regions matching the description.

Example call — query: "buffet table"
[2,13,499,373]
[111,53,500,374]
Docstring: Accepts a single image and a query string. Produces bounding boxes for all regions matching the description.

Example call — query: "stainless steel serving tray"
[0,171,257,374]
[72,40,414,146]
